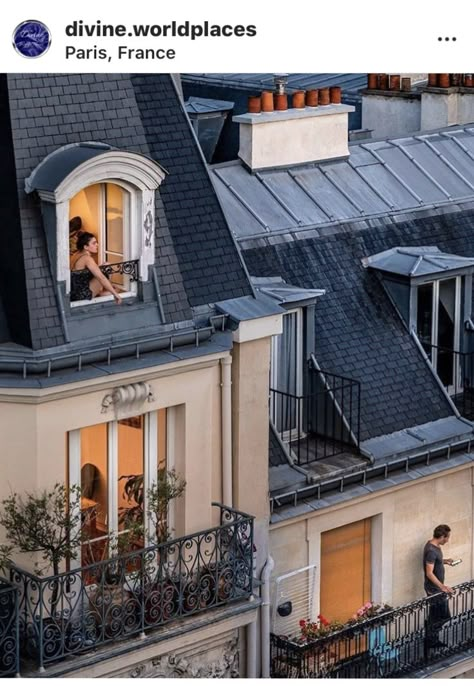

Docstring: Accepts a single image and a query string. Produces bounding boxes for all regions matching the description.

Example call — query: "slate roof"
[243,214,459,441]
[1,73,252,351]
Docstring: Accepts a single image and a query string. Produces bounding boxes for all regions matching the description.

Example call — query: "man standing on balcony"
[423,524,454,651]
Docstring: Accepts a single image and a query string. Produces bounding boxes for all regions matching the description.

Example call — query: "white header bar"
[0,0,471,72]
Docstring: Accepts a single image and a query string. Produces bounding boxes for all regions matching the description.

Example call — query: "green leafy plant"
[119,468,186,545]
[0,484,84,615]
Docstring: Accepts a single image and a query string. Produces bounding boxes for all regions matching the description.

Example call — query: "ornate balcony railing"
[10,504,254,672]
[98,259,139,283]
[271,580,474,678]
[0,579,19,677]
[270,366,361,466]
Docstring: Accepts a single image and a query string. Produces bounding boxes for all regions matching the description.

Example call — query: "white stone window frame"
[37,151,166,302]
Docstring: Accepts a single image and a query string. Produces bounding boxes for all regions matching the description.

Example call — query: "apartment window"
[69,182,135,302]
[68,409,170,567]
[270,309,303,434]
[417,277,461,390]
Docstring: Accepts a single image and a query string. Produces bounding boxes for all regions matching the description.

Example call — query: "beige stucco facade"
[270,464,473,614]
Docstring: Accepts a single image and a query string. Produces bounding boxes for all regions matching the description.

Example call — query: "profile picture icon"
[13,20,51,58]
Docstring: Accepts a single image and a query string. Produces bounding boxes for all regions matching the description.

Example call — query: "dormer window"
[416,278,461,389]
[25,142,166,308]
[364,246,474,393]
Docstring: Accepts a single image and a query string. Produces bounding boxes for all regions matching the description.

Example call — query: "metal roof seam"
[287,170,335,222]
[347,157,396,210]
[415,136,474,192]
[318,166,366,216]
[360,143,424,205]
[389,139,452,200]
[255,172,303,225]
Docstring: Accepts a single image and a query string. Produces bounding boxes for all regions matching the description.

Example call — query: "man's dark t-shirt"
[423,541,444,594]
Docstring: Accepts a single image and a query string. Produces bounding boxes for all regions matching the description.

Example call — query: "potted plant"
[118,468,186,627]
[0,483,86,660]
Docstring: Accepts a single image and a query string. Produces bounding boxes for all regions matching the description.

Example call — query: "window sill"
[70,292,136,308]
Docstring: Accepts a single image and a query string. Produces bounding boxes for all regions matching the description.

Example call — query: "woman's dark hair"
[76,232,96,251]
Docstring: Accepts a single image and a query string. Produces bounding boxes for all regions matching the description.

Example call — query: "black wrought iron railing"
[71,259,139,297]
[270,368,361,466]
[0,579,19,677]
[421,342,474,420]
[98,259,139,283]
[271,581,474,678]
[10,504,253,671]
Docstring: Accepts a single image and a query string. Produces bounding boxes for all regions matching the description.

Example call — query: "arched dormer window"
[26,142,166,306]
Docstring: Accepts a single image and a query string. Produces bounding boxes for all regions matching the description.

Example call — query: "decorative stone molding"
[113,632,240,679]
[101,382,154,414]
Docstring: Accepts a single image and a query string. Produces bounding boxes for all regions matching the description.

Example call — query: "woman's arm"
[85,257,122,303]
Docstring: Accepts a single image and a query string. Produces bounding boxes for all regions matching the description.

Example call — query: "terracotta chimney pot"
[367,73,378,90]
[248,95,261,114]
[319,87,330,105]
[274,93,288,111]
[428,74,438,87]
[330,86,342,104]
[261,91,274,112]
[389,75,400,91]
[464,74,474,88]
[306,89,319,107]
[292,90,306,109]
[377,74,388,90]
[438,74,450,88]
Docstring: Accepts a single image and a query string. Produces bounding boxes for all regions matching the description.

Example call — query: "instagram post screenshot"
[0,0,472,681]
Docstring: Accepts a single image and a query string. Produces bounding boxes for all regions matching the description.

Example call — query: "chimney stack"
[233,80,354,171]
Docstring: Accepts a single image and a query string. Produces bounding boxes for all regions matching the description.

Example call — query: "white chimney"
[233,103,354,171]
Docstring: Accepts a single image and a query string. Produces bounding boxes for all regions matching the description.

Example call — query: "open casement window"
[69,182,134,301]
[67,408,171,570]
[270,308,303,437]
[417,277,462,392]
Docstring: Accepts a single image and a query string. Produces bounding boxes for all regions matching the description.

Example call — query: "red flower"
[317,614,330,626]
[299,619,306,627]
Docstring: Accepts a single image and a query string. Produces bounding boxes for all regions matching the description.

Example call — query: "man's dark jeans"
[425,592,451,648]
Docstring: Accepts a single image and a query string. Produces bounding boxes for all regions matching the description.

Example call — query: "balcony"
[0,580,19,677]
[270,366,361,467]
[6,504,253,673]
[270,581,474,678]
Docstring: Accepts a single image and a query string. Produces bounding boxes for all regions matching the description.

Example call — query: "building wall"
[270,464,473,620]
[0,353,229,563]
